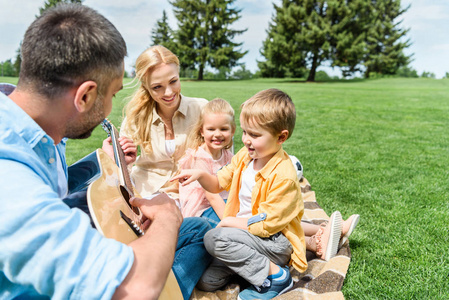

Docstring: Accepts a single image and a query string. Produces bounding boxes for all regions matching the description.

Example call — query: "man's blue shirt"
[0,92,133,299]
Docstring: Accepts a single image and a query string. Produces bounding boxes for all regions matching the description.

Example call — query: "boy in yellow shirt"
[173,89,307,299]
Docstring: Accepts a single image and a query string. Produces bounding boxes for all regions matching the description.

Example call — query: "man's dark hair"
[18,3,127,99]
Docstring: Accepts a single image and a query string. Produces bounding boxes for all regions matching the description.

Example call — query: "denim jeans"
[199,199,227,228]
[173,217,213,299]
[200,206,221,228]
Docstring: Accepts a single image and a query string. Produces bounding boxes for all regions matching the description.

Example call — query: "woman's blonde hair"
[123,45,179,153]
[185,98,236,150]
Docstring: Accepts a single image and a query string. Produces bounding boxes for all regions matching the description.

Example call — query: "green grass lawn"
[2,76,448,299]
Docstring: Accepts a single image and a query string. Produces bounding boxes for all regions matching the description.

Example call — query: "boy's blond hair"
[240,88,296,138]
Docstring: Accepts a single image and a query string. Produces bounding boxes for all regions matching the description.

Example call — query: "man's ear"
[73,81,98,113]
[277,130,289,144]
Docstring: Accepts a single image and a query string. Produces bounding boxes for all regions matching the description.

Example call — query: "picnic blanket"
[191,177,350,300]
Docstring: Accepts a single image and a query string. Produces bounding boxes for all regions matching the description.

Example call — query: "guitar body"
[87,149,182,299]
[87,149,140,244]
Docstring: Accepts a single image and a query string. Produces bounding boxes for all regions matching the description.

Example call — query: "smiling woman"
[121,45,208,198]
[119,45,211,300]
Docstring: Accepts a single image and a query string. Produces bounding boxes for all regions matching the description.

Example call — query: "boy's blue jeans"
[173,217,213,299]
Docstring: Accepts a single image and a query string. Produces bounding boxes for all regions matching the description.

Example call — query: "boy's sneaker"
[237,266,293,300]
[339,214,360,248]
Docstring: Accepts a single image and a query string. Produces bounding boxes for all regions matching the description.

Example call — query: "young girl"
[178,98,236,227]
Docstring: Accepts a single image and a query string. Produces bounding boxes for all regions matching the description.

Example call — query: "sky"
[0,0,448,78]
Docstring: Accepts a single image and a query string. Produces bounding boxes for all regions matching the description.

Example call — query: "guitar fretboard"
[110,125,134,196]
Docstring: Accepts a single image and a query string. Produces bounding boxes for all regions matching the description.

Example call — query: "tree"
[13,45,21,77]
[331,0,411,78]
[231,64,253,80]
[421,71,435,79]
[314,70,333,81]
[151,10,177,52]
[169,0,248,80]
[259,0,411,81]
[330,0,371,77]
[0,59,16,77]
[204,66,230,80]
[361,0,411,78]
[259,0,337,81]
[396,66,418,78]
[259,0,370,81]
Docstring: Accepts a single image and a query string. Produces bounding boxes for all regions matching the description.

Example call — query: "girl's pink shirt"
[178,147,233,217]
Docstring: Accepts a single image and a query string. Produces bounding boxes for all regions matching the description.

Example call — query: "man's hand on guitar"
[130,194,182,232]
[102,136,137,165]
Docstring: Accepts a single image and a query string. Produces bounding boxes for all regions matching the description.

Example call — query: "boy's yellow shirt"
[218,146,307,272]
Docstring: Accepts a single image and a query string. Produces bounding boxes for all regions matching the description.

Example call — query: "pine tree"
[331,0,411,78]
[258,2,307,78]
[259,0,345,82]
[13,46,21,76]
[329,0,371,77]
[362,0,411,78]
[169,0,247,80]
[151,10,177,53]
[260,0,411,81]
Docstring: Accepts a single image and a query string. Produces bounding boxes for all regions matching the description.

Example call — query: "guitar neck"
[99,119,142,229]
[109,123,134,196]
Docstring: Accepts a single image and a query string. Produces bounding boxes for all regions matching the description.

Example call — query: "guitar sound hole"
[119,185,140,216]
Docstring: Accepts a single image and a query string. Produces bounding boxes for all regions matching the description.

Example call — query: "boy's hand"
[170,169,204,186]
[217,216,248,230]
[102,136,137,165]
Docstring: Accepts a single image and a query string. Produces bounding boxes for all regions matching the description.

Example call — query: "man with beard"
[0,3,210,299]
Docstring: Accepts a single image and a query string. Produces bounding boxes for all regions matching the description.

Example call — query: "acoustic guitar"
[87,119,182,299]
